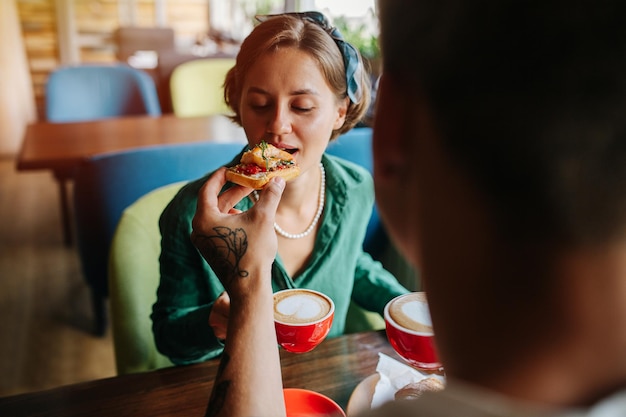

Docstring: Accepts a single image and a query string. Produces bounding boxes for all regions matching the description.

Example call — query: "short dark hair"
[379,0,626,245]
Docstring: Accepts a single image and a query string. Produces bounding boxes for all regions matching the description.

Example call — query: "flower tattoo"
[193,226,249,287]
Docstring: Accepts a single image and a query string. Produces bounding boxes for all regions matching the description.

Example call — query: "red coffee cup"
[384,292,442,371]
[274,289,335,354]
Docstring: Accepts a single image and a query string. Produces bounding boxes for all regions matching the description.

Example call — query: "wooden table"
[17,114,246,172]
[0,331,398,417]
[16,114,247,246]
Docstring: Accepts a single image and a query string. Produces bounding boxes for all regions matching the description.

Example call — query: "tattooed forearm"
[193,226,249,287]
[205,353,231,417]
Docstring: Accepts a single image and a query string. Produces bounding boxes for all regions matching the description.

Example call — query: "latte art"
[384,292,441,370]
[388,292,433,334]
[273,289,332,324]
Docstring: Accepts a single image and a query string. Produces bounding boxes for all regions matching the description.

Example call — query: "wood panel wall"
[16,0,210,120]
[17,0,58,120]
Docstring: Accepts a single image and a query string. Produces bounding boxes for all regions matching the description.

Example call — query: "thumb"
[255,177,285,217]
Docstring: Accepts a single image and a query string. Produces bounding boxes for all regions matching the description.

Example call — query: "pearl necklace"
[253,163,325,239]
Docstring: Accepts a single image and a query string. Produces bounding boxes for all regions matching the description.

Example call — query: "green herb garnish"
[259,140,269,171]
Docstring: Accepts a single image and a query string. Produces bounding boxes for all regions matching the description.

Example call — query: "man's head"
[373,0,626,385]
[377,0,626,247]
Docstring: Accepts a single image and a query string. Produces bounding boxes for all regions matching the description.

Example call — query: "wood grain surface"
[0,331,399,417]
[17,114,246,172]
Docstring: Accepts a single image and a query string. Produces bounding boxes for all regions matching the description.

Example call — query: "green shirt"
[152,153,407,365]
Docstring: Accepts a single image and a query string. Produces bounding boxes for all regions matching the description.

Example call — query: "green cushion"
[345,301,385,333]
[108,183,184,375]
[170,58,236,117]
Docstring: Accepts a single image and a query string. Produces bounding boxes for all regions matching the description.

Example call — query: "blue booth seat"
[45,63,162,247]
[75,127,389,336]
[46,64,161,122]
[325,127,389,258]
[73,141,244,335]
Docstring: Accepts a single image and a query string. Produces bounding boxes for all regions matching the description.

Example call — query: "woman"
[152,12,408,365]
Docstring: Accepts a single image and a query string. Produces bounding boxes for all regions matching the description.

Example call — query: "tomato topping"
[235,159,293,175]
[236,164,265,175]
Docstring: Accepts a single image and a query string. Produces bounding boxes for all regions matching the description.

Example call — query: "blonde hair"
[224,14,370,139]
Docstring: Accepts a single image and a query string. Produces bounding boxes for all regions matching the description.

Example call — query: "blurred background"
[1,0,416,399]
[1,0,379,156]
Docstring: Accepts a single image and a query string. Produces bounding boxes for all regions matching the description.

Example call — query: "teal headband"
[255,11,364,104]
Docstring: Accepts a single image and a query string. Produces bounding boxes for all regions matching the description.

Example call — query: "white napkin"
[371,353,445,408]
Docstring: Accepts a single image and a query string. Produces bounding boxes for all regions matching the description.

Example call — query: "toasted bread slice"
[225,164,300,189]
[226,142,300,189]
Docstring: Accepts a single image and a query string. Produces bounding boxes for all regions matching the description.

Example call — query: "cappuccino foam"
[273,289,332,324]
[388,292,433,334]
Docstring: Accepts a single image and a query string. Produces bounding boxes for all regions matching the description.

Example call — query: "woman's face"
[239,47,348,176]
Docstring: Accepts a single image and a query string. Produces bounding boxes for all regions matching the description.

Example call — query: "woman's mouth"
[271,143,298,155]
[283,147,298,155]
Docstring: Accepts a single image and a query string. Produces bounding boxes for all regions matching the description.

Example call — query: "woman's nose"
[266,105,292,135]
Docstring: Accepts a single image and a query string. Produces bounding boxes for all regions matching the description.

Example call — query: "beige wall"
[0,0,36,156]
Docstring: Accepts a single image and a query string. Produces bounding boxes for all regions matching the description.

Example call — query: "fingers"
[196,168,227,213]
[197,167,253,214]
[254,177,286,217]
[212,323,227,340]
[209,291,231,340]
[217,290,231,307]
[218,186,253,213]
